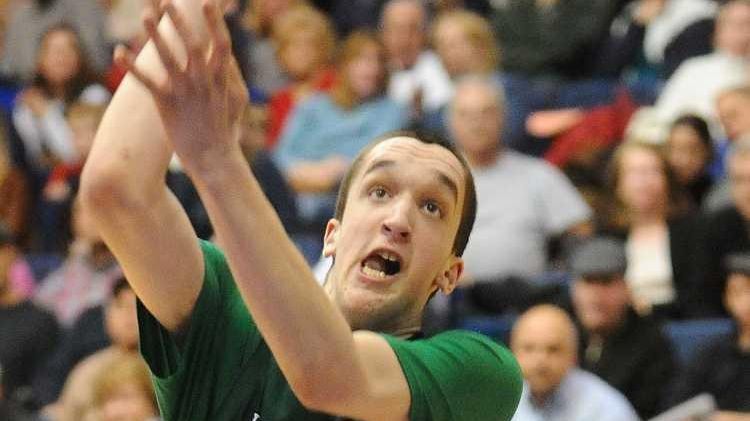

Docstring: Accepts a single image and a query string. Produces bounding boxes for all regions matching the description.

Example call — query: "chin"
[339,288,409,332]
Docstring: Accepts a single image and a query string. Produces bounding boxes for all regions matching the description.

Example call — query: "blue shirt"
[512,368,640,421]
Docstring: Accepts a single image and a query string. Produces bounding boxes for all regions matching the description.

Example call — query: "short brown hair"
[272,5,336,66]
[334,130,477,256]
[432,10,500,72]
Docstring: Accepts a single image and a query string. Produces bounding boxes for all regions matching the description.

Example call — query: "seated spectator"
[11,24,109,176]
[36,102,105,253]
[629,0,750,141]
[665,115,715,208]
[34,197,121,327]
[711,85,750,182]
[448,77,591,310]
[91,353,158,421]
[605,142,700,318]
[239,0,303,95]
[266,5,336,149]
[668,253,750,417]
[0,0,109,81]
[510,305,639,421]
[423,9,499,137]
[0,226,59,409]
[694,137,750,317]
[381,0,453,114]
[44,276,139,421]
[274,31,407,261]
[569,236,676,419]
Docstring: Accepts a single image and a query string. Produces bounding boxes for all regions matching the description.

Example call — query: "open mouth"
[361,250,402,279]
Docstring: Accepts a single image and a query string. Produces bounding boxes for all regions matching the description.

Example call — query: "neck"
[467,147,501,169]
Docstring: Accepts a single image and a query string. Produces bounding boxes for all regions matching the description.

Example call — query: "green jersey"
[138,241,522,420]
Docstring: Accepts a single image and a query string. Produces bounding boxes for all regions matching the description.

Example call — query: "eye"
[368,186,390,201]
[422,200,442,218]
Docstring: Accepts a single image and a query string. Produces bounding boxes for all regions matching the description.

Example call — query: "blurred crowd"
[0,0,749,419]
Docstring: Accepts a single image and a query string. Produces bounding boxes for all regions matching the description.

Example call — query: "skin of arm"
[105,1,413,419]
[78,0,215,332]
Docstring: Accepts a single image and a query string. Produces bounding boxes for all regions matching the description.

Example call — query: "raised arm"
[79,0,220,332]
[117,2,412,420]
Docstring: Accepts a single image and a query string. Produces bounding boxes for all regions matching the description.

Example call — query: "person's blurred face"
[39,29,81,88]
[69,114,98,160]
[0,244,17,297]
[667,125,711,184]
[725,273,750,331]
[715,2,750,57]
[730,153,750,220]
[572,277,630,336]
[279,29,327,81]
[105,288,139,351]
[346,44,384,101]
[99,382,157,421]
[718,93,750,141]
[617,147,669,215]
[433,20,484,77]
[511,309,576,401]
[449,82,503,164]
[381,1,425,69]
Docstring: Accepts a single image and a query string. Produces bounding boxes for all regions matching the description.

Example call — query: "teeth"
[363,265,388,279]
[378,251,399,262]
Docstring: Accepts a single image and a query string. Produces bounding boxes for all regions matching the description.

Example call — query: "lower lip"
[357,266,399,285]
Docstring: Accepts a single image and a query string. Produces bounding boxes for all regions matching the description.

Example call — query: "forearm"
[191,153,368,408]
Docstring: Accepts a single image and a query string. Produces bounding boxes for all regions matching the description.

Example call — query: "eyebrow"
[362,159,459,203]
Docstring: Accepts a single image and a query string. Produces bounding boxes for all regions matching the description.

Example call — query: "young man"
[79,0,522,420]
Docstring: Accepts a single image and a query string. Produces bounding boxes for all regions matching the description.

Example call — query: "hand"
[21,88,50,117]
[115,0,249,177]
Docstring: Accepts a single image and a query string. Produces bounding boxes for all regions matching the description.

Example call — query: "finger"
[115,45,163,96]
[142,9,180,74]
[163,0,204,64]
[203,0,231,83]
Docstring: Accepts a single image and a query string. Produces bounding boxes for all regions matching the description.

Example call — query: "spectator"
[44,277,139,421]
[274,31,407,262]
[569,236,676,419]
[668,253,750,416]
[0,225,59,409]
[11,24,109,175]
[34,197,121,327]
[665,115,715,207]
[0,0,109,81]
[91,353,158,421]
[606,141,700,318]
[630,0,750,141]
[381,0,453,114]
[448,76,591,310]
[510,304,640,421]
[711,85,750,183]
[694,137,750,317]
[266,5,336,149]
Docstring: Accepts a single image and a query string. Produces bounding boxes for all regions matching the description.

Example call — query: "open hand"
[115,0,249,177]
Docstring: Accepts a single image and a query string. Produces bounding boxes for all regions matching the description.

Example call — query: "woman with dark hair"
[11,24,109,174]
[665,114,714,207]
[605,142,700,319]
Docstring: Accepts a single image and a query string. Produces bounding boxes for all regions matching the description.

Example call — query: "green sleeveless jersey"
[137,241,522,420]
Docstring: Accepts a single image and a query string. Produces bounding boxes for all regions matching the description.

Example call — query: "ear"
[322,218,340,258]
[434,256,463,295]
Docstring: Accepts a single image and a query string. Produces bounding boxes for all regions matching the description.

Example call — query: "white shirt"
[387,50,453,112]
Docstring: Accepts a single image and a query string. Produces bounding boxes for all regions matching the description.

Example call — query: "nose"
[381,197,413,243]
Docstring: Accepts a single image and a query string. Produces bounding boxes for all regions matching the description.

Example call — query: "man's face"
[572,277,629,336]
[718,93,750,141]
[715,2,750,57]
[725,273,750,331]
[323,137,466,333]
[449,82,503,162]
[511,310,576,400]
[381,2,425,70]
[730,153,750,220]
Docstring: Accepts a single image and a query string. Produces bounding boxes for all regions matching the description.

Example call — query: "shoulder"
[384,330,523,420]
[570,369,636,413]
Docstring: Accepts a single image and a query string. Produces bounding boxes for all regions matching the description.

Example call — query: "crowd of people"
[0,0,749,419]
